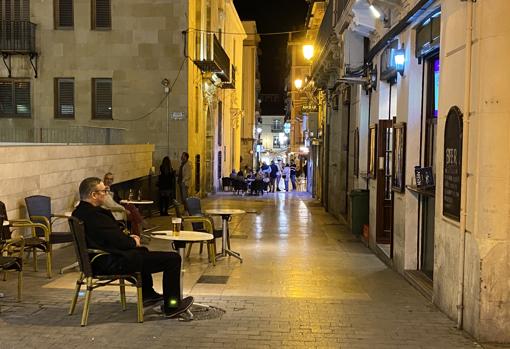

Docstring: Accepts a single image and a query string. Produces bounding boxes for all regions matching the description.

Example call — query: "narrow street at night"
[0,193,491,348]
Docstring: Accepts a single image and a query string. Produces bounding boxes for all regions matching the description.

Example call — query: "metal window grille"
[92,78,112,119]
[55,78,74,118]
[55,0,73,29]
[0,79,30,117]
[92,0,110,29]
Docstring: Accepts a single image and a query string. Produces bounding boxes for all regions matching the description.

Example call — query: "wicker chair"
[67,217,143,326]
[0,215,25,305]
[25,195,75,277]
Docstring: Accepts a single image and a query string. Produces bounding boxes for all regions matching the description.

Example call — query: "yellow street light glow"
[303,44,314,60]
[294,79,303,90]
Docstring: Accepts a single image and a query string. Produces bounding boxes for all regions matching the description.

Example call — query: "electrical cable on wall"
[185,27,307,37]
[113,57,188,122]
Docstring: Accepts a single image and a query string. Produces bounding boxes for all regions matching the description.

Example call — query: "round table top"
[120,200,154,205]
[151,230,213,242]
[205,208,246,215]
[2,220,9,226]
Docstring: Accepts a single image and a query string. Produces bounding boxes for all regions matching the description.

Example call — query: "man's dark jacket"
[73,201,143,272]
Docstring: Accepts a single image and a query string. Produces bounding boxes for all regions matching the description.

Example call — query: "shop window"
[0,80,31,117]
[416,11,441,58]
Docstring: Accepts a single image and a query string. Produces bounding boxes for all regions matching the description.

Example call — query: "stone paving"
[0,192,505,348]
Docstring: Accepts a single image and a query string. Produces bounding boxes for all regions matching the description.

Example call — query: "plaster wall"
[436,0,510,342]
[0,143,154,233]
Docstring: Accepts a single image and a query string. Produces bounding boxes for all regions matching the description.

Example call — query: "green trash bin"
[350,189,369,235]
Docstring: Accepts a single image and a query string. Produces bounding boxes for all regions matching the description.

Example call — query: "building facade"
[240,21,260,171]
[0,0,246,196]
[307,0,509,343]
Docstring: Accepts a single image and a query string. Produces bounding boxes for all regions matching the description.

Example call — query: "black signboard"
[442,106,463,221]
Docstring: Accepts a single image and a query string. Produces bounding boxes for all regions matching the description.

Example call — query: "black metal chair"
[67,217,143,326]
[232,179,248,195]
[221,177,232,191]
[183,197,222,265]
[25,195,74,277]
[0,215,25,306]
[0,201,50,277]
[250,179,265,196]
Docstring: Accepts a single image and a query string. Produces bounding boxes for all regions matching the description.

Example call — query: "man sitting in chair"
[73,177,193,318]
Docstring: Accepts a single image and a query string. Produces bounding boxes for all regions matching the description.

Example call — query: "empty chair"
[221,177,232,191]
[68,217,143,326]
[232,179,248,195]
[0,215,25,304]
[0,201,51,277]
[250,179,265,196]
[25,195,74,278]
[184,197,223,265]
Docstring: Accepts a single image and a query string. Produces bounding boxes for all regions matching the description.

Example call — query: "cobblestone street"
[0,192,501,348]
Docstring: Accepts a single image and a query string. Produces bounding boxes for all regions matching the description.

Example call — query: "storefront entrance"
[376,119,394,257]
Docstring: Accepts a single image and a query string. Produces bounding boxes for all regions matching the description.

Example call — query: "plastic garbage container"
[350,189,369,235]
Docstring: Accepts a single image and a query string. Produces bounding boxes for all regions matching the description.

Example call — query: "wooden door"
[376,119,393,250]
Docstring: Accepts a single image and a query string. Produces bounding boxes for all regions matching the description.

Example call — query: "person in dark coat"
[158,156,176,216]
[72,177,193,317]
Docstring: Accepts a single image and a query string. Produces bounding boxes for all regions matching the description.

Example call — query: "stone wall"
[0,144,154,232]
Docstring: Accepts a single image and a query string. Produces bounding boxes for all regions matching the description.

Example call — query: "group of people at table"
[229,159,299,194]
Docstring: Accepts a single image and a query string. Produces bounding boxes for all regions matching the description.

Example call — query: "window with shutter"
[0,79,31,117]
[54,0,73,29]
[92,0,111,30]
[1,0,29,21]
[54,78,74,118]
[92,78,112,119]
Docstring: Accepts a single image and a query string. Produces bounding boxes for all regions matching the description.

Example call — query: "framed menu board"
[442,106,463,221]
[368,124,377,179]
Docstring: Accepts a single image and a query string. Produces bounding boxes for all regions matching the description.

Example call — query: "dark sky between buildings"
[233,0,308,115]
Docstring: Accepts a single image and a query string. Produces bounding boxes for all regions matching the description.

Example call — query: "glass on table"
[171,217,182,236]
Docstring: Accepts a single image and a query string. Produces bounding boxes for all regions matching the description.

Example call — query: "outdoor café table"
[151,230,213,319]
[204,208,245,262]
[119,199,154,205]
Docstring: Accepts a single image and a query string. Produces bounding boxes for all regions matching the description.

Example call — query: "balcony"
[222,65,236,89]
[0,21,36,53]
[194,33,230,82]
[0,21,38,77]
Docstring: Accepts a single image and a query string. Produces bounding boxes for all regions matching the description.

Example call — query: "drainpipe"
[457,0,474,330]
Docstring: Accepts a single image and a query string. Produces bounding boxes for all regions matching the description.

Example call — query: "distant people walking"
[290,161,297,191]
[177,152,191,211]
[275,160,283,191]
[269,160,278,193]
[282,163,291,191]
[158,156,176,216]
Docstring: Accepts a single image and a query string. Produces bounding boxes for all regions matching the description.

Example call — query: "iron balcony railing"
[194,32,230,82]
[0,21,36,52]
[222,65,236,89]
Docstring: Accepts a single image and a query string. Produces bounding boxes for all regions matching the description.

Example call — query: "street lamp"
[294,79,303,90]
[303,44,314,60]
[161,78,170,155]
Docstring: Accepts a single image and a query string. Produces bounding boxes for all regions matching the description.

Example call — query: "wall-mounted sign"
[301,104,318,113]
[443,106,463,221]
[171,111,186,120]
